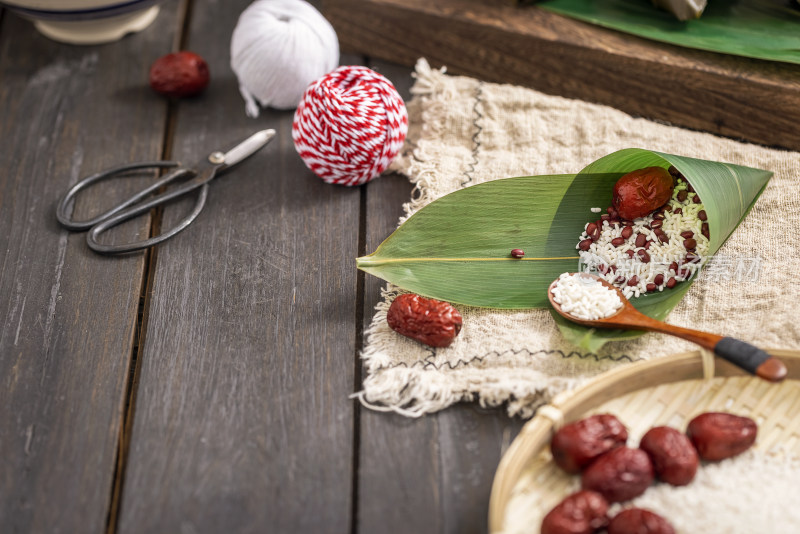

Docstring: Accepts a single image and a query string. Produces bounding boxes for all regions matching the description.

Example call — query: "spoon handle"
[714,337,786,382]
[624,315,786,382]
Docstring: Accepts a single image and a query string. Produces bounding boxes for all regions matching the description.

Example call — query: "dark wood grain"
[116,2,359,532]
[0,6,179,534]
[357,60,525,534]
[323,0,800,151]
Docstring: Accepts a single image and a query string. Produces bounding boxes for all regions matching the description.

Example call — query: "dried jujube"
[607,508,675,534]
[149,51,210,98]
[639,426,698,486]
[581,447,654,503]
[386,293,462,348]
[540,490,609,534]
[687,412,757,461]
[612,167,675,220]
[550,414,628,474]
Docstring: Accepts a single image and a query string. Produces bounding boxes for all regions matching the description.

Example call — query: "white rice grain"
[551,273,622,320]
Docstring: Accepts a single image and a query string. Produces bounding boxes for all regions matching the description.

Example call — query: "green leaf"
[357,149,772,349]
[358,173,583,308]
[538,0,800,65]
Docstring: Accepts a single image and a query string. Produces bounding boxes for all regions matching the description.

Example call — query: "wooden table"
[0,1,525,533]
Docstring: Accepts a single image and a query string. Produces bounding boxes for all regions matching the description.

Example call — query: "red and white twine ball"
[292,66,408,186]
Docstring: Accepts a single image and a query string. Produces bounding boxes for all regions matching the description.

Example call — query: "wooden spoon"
[548,273,787,382]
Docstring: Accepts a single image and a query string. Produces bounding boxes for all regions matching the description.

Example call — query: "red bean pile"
[540,412,757,534]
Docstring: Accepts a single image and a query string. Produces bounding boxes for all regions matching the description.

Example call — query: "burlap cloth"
[356,59,800,418]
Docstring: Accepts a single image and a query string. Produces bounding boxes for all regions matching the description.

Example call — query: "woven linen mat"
[357,58,800,418]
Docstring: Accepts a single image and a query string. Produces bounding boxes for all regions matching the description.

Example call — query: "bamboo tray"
[488,349,800,533]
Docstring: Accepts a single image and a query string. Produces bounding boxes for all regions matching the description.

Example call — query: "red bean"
[626,250,635,258]
[673,208,682,215]
[684,238,697,250]
[621,226,633,239]
[702,223,710,239]
[698,210,707,221]
[646,283,656,292]
[635,234,646,248]
[644,240,652,250]
[579,239,592,251]
[669,262,679,272]
[611,237,625,247]
[654,274,664,285]
[687,183,695,193]
[667,277,677,288]
[680,230,694,239]
[656,230,669,244]
[587,223,600,241]
[627,276,639,286]
[637,250,651,263]
[685,253,701,264]
[614,275,626,285]
[510,248,525,258]
[692,194,702,204]
[650,220,663,229]
[677,190,688,202]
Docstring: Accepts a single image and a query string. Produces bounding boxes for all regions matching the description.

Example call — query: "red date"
[640,426,698,486]
[149,51,210,98]
[607,508,675,534]
[612,167,675,220]
[581,447,654,502]
[687,412,757,461]
[541,490,609,534]
[386,294,462,348]
[550,414,628,474]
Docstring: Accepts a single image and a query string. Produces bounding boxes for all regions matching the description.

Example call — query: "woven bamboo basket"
[488,349,800,533]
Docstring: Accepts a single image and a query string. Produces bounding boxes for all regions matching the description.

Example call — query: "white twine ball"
[230,0,339,116]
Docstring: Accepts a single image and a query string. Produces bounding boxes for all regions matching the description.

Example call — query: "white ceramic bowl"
[0,0,162,44]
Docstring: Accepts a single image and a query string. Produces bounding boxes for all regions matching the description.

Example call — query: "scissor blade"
[221,129,276,168]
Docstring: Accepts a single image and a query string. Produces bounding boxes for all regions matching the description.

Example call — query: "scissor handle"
[56,161,182,231]
[87,183,210,254]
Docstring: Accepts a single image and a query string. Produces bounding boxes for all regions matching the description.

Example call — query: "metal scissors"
[57,129,275,254]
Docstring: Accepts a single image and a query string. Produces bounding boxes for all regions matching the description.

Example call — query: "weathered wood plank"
[0,7,179,534]
[117,2,358,532]
[357,60,526,534]
[324,0,800,152]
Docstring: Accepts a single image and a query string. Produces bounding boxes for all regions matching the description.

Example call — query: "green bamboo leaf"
[554,148,772,349]
[538,0,800,65]
[357,173,585,308]
[357,149,772,350]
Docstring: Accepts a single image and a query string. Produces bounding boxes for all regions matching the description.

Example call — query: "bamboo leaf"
[357,173,585,308]
[538,0,800,65]
[357,149,772,350]
[553,148,772,349]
